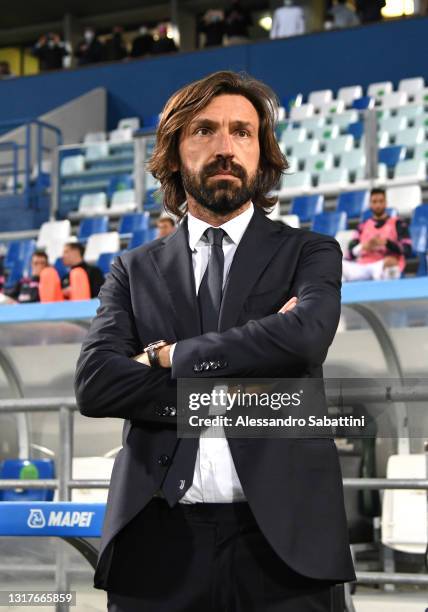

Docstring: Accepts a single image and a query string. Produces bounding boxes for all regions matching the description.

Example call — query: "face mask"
[84,30,94,43]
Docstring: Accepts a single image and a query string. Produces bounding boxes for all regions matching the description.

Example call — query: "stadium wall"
[0,16,426,130]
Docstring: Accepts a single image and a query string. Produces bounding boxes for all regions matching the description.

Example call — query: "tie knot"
[204,227,225,247]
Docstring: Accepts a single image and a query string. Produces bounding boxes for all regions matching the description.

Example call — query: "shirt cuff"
[169,343,176,365]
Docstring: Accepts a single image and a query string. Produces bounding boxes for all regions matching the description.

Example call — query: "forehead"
[371,192,385,200]
[191,94,259,125]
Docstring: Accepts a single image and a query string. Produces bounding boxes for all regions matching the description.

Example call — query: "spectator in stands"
[75,28,104,66]
[224,0,252,45]
[342,188,411,281]
[156,216,175,238]
[199,9,225,47]
[130,26,154,58]
[61,242,104,299]
[3,251,63,303]
[0,61,13,79]
[151,24,178,55]
[270,0,305,39]
[329,0,360,28]
[104,26,128,62]
[32,33,69,71]
[356,0,385,23]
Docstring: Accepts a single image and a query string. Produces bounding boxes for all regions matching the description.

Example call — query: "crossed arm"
[74,235,342,421]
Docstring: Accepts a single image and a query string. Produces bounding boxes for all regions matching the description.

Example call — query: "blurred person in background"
[32,32,69,71]
[130,26,154,58]
[105,26,128,62]
[356,0,385,23]
[329,0,360,28]
[0,61,14,79]
[342,188,411,281]
[75,27,104,66]
[3,251,63,304]
[62,242,104,299]
[199,9,225,47]
[270,0,305,39]
[151,24,178,55]
[224,0,252,44]
[156,216,175,238]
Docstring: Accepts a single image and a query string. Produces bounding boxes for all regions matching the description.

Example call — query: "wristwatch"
[143,340,168,368]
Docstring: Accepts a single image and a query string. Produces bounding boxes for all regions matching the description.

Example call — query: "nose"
[215,129,234,160]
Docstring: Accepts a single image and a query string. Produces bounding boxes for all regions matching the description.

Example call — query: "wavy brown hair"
[148,70,288,219]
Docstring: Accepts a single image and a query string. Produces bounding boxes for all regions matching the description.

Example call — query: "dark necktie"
[161,226,226,506]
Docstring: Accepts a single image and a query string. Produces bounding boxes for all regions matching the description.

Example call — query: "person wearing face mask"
[130,26,154,58]
[32,32,69,71]
[75,28,104,66]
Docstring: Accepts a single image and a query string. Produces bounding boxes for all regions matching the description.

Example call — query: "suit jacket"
[74,207,356,591]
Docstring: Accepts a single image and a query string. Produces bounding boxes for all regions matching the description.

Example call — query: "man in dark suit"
[75,70,355,611]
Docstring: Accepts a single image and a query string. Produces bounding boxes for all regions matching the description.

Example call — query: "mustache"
[202,159,247,180]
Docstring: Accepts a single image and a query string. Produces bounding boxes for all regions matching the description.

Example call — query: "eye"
[195,127,211,136]
[236,129,250,138]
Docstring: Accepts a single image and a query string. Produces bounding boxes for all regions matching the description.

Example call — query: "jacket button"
[193,363,203,372]
[158,454,171,466]
[209,361,218,370]
[202,361,210,370]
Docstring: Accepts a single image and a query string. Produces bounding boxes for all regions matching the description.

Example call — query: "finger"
[278,297,298,314]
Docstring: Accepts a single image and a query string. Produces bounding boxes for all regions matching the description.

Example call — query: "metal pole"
[363,108,378,181]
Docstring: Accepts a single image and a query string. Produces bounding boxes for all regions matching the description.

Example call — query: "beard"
[180,158,260,214]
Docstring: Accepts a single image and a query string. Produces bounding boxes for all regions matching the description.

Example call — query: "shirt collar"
[187,202,254,251]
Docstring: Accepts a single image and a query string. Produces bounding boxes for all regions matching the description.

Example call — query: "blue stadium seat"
[410,219,428,276]
[78,216,109,242]
[337,191,369,219]
[128,228,158,249]
[352,96,374,110]
[4,260,26,289]
[361,207,397,222]
[118,212,150,237]
[412,203,428,225]
[97,252,120,275]
[107,174,134,199]
[5,239,36,270]
[347,121,364,140]
[378,145,406,168]
[54,257,69,280]
[312,211,347,236]
[0,459,55,502]
[291,195,324,223]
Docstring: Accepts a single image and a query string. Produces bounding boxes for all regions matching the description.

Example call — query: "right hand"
[278,296,298,314]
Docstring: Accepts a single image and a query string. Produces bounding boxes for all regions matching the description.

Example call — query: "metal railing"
[0,393,428,592]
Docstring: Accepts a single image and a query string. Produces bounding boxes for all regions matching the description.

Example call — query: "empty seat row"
[79,189,138,215]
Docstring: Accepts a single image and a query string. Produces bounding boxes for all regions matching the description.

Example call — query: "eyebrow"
[189,118,256,131]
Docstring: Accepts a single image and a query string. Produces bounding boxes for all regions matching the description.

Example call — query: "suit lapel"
[149,217,201,340]
[219,209,287,332]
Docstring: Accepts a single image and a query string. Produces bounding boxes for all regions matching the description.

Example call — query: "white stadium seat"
[316,100,345,117]
[308,89,333,109]
[279,171,312,196]
[109,127,134,143]
[280,127,307,147]
[84,232,121,263]
[84,131,107,144]
[304,153,334,174]
[37,220,72,264]
[335,229,355,259]
[395,105,424,121]
[378,116,408,135]
[310,124,340,141]
[330,110,359,128]
[380,91,408,109]
[85,142,110,161]
[117,117,140,131]
[78,192,108,215]
[386,184,422,216]
[281,214,300,228]
[110,189,138,213]
[324,135,354,155]
[317,168,349,191]
[289,140,320,159]
[339,150,366,172]
[393,159,426,184]
[61,155,85,176]
[337,85,363,106]
[398,77,425,97]
[367,81,393,100]
[290,104,314,121]
[394,127,425,150]
[412,87,428,106]
[297,116,326,132]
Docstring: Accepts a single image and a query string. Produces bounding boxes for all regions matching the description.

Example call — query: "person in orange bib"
[61,242,104,300]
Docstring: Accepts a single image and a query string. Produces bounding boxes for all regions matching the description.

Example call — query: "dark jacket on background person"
[62,261,104,298]
[130,33,154,57]
[33,41,68,71]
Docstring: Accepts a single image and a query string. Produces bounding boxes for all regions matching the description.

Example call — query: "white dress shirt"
[170,202,254,503]
[270,6,305,40]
